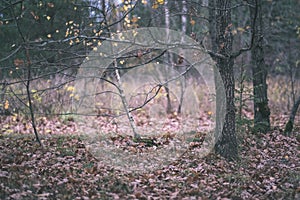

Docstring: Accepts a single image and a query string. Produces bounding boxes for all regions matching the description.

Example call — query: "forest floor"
[0,113,299,200]
[1,76,300,199]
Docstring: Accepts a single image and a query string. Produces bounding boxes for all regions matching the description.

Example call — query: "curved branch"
[231,0,258,58]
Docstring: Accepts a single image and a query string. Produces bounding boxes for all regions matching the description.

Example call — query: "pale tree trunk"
[164,0,172,114]
[177,0,188,114]
[181,0,187,35]
[250,0,270,133]
[209,0,238,160]
[113,59,140,140]
[102,0,140,139]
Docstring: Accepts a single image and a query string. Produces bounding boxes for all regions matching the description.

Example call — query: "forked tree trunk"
[209,0,238,160]
[113,59,140,140]
[250,0,271,133]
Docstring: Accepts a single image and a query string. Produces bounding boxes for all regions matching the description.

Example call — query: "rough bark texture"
[209,0,238,160]
[250,1,271,133]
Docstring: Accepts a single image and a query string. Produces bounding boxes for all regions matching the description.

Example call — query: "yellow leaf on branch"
[190,19,196,26]
[66,86,75,92]
[237,27,245,33]
[4,100,9,110]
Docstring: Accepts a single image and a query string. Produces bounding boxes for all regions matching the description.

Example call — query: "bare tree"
[250,0,270,133]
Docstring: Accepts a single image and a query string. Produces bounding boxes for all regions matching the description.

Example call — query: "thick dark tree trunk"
[209,0,238,160]
[215,57,238,161]
[250,1,271,133]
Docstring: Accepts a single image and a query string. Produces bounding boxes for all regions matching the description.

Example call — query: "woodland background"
[0,0,299,199]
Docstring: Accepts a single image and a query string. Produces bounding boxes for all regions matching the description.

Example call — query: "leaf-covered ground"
[0,115,299,199]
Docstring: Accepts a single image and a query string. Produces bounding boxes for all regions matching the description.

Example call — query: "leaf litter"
[0,114,299,199]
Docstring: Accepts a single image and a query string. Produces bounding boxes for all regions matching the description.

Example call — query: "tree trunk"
[250,0,271,133]
[209,0,238,160]
[164,0,172,114]
[177,0,188,114]
[284,95,300,134]
[113,59,140,140]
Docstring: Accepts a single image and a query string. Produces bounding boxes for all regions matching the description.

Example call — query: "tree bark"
[250,0,271,133]
[177,0,188,114]
[284,95,300,134]
[209,0,238,160]
[164,0,172,114]
[113,59,140,140]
